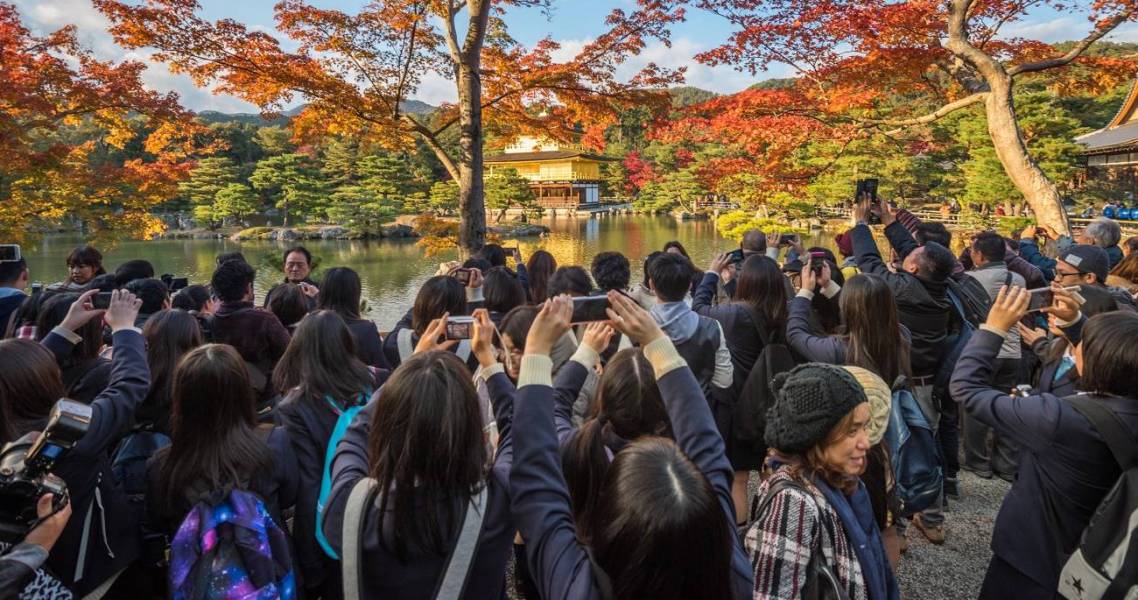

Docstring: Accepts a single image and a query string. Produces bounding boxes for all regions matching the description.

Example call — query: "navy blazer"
[950,325,1138,589]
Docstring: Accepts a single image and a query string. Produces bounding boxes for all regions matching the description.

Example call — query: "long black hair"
[367,351,486,560]
[273,310,375,406]
[562,349,672,527]
[35,294,103,367]
[412,276,466,335]
[140,309,203,432]
[733,255,788,331]
[526,251,558,303]
[155,344,272,514]
[483,267,526,316]
[317,267,364,320]
[590,437,733,599]
[839,274,910,384]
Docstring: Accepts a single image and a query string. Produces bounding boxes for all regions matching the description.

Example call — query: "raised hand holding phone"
[581,321,615,355]
[605,290,664,346]
[525,295,573,356]
[985,285,1030,333]
[59,289,106,333]
[105,290,143,332]
[470,309,497,368]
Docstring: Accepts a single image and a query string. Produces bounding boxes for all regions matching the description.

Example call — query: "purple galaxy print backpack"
[169,490,296,600]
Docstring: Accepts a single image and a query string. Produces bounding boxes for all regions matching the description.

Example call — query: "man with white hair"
[1079,217,1123,268]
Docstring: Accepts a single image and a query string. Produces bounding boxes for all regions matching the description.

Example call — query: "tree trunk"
[984,77,1071,235]
[457,63,486,252]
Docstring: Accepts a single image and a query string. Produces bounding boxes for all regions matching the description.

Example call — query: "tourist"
[274,310,387,599]
[113,259,154,287]
[34,293,111,404]
[961,232,1026,482]
[124,277,171,328]
[722,229,780,298]
[629,251,663,310]
[695,252,789,518]
[320,309,518,598]
[0,493,72,598]
[283,245,316,285]
[216,251,247,266]
[1122,235,1138,257]
[1054,244,1137,310]
[1079,217,1124,268]
[950,286,1138,599]
[4,288,54,339]
[647,253,733,403]
[0,254,29,335]
[383,275,470,368]
[137,309,202,435]
[662,241,705,293]
[1106,251,1138,296]
[852,199,954,544]
[264,282,310,332]
[0,289,148,596]
[316,267,390,369]
[526,250,558,303]
[483,266,528,326]
[747,363,899,600]
[144,343,298,583]
[509,293,751,599]
[170,284,215,315]
[1018,224,1070,282]
[1016,284,1120,398]
[208,258,292,403]
[49,246,104,291]
[590,251,633,356]
[834,231,860,279]
[548,265,594,298]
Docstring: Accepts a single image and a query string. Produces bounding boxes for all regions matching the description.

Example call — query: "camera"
[445,316,475,340]
[728,249,745,266]
[809,251,827,275]
[0,245,20,263]
[571,295,611,324]
[0,400,91,543]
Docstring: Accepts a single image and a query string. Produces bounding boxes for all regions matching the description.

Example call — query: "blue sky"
[15,0,1138,112]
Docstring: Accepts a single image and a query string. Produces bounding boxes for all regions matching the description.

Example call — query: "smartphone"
[452,268,472,286]
[171,277,189,291]
[445,316,475,340]
[728,248,745,265]
[92,292,113,310]
[0,244,20,262]
[571,295,611,324]
[778,234,799,246]
[503,246,520,259]
[809,251,827,274]
[856,179,880,224]
[1027,286,1084,312]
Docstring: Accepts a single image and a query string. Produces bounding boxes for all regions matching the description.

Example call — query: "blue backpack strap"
[315,394,368,560]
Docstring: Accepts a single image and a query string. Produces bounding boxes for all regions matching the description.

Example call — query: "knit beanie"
[840,366,891,446]
[764,363,868,455]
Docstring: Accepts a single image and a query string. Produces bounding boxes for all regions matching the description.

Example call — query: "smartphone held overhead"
[451,268,473,286]
[571,295,611,323]
[1026,286,1083,312]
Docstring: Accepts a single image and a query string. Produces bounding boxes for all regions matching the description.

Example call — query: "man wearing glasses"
[1056,245,1136,311]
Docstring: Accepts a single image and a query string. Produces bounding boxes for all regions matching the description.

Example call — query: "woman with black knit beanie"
[746,363,900,600]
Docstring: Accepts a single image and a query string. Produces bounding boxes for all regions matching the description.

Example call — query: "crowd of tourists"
[0,199,1137,600]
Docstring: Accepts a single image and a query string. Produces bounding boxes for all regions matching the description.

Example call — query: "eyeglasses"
[1055,269,1082,279]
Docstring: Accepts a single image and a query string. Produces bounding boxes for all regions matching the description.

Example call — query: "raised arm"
[553,323,610,442]
[950,286,1063,452]
[605,291,752,599]
[71,290,150,458]
[785,296,844,364]
[508,297,602,600]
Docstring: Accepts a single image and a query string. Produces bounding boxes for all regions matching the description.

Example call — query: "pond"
[21,215,842,330]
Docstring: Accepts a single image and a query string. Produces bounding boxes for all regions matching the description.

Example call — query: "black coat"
[852,223,951,377]
[39,329,150,596]
[950,322,1138,589]
[345,318,391,370]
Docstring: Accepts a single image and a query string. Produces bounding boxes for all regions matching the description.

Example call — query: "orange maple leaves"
[0,2,205,242]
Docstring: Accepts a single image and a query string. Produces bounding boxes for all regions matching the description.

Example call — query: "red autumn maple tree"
[0,2,202,243]
[95,0,688,251]
[695,0,1138,234]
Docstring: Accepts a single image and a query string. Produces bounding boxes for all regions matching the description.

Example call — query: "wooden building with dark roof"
[1077,81,1138,198]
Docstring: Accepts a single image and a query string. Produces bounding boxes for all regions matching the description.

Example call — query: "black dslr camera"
[0,400,91,543]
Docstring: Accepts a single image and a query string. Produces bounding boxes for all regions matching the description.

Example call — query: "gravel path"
[896,471,1011,599]
[506,470,1012,599]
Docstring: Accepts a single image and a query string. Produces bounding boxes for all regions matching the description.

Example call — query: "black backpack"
[1058,395,1138,600]
[732,312,797,449]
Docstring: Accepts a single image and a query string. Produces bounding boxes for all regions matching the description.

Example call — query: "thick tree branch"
[871,92,988,135]
[401,113,459,181]
[1007,8,1137,76]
